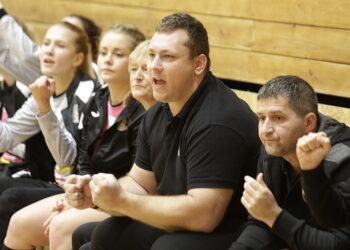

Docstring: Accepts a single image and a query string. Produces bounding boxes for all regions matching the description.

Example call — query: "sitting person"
[0,1,101,84]
[66,12,260,250]
[0,21,96,247]
[3,25,152,250]
[228,75,350,250]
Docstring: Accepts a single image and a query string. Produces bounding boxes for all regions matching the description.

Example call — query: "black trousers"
[73,217,237,250]
[0,178,64,246]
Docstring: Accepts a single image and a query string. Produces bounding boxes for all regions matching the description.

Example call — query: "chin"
[264,147,283,157]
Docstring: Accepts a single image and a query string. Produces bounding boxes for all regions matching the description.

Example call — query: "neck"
[53,70,77,96]
[169,75,204,116]
[140,98,156,111]
[108,81,130,106]
[283,152,301,176]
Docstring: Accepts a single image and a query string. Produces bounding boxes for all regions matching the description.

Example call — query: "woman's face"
[129,55,154,104]
[40,25,83,77]
[97,32,132,85]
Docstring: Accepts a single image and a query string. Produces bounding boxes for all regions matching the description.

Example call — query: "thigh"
[151,231,236,250]
[6,193,66,247]
[116,221,166,250]
[0,186,63,244]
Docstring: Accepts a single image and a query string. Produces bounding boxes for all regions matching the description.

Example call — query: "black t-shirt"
[135,72,261,233]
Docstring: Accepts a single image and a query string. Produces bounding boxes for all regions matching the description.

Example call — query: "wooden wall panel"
[2,0,350,100]
[74,0,350,29]
[211,47,350,98]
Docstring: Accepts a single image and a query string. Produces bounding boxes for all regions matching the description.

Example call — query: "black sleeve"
[301,162,350,228]
[135,116,151,171]
[76,100,97,176]
[186,125,251,190]
[129,113,144,164]
[228,216,286,250]
[76,120,95,176]
[272,210,350,249]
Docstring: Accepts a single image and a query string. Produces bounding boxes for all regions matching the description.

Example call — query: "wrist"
[37,103,51,116]
[265,206,282,228]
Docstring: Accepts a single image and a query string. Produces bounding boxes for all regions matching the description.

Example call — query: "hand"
[29,76,55,115]
[90,173,125,212]
[43,198,69,236]
[297,132,331,171]
[241,173,282,227]
[64,175,93,209]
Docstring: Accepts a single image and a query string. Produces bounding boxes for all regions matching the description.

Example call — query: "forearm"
[37,110,77,167]
[228,219,286,250]
[272,210,349,250]
[0,11,41,75]
[0,40,40,85]
[0,97,40,151]
[110,189,225,233]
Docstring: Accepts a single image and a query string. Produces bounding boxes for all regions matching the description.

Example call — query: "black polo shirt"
[135,72,260,233]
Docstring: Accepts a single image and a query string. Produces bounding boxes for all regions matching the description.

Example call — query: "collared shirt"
[136,72,260,233]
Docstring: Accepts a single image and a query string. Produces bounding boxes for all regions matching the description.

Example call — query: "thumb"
[47,77,55,92]
[256,173,265,185]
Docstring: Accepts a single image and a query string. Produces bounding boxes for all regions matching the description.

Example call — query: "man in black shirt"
[228,75,350,249]
[66,13,260,250]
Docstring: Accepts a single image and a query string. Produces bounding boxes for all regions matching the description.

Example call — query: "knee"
[6,209,31,239]
[48,213,72,246]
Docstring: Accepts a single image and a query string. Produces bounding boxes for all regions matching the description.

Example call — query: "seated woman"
[4,27,155,250]
[0,3,101,85]
[0,21,96,246]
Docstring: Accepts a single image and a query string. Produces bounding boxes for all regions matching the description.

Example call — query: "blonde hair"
[55,21,94,78]
[128,40,150,70]
[103,24,145,52]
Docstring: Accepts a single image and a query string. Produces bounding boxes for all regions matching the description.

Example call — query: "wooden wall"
[3,0,350,103]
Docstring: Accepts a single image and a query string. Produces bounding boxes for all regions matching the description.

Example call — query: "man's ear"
[193,54,207,75]
[304,112,317,133]
[73,52,85,68]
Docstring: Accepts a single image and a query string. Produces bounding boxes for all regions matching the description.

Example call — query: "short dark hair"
[68,14,101,62]
[156,13,210,71]
[258,75,318,116]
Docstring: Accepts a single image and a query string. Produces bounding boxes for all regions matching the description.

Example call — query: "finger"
[241,194,251,211]
[243,180,258,197]
[64,183,81,193]
[65,197,83,208]
[65,175,79,185]
[244,175,262,191]
[316,133,331,149]
[77,175,92,189]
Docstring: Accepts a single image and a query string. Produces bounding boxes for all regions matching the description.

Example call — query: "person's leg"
[48,208,110,250]
[0,177,55,195]
[0,186,63,247]
[90,218,165,250]
[4,193,65,249]
[89,217,132,250]
[151,231,236,250]
[72,222,100,250]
